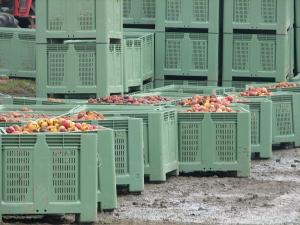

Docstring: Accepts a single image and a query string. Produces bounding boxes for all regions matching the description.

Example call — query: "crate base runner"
[79,105,179,182]
[177,106,251,177]
[0,132,99,223]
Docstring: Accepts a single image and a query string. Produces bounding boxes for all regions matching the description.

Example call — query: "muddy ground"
[3,147,300,225]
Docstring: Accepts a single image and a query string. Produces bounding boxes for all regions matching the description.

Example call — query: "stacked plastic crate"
[122,0,156,91]
[295,0,300,76]
[222,0,294,91]
[154,0,220,87]
[35,0,123,98]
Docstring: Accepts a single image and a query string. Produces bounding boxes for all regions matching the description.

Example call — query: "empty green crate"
[0,131,100,222]
[223,0,293,34]
[155,32,219,85]
[223,31,293,85]
[150,85,235,95]
[0,28,36,78]
[123,0,156,25]
[123,32,154,92]
[156,0,219,33]
[36,41,123,98]
[177,105,251,177]
[154,79,212,87]
[36,0,122,43]
[78,105,179,182]
[230,92,300,146]
[238,98,272,158]
[73,116,144,193]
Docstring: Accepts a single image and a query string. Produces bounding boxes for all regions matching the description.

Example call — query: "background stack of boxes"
[35,0,123,98]
[222,0,294,90]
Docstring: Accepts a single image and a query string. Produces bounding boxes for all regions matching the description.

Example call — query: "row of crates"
[123,0,294,34]
[154,29,295,89]
[36,0,123,43]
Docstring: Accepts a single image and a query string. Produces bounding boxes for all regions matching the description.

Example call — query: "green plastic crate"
[78,106,179,182]
[0,28,36,78]
[222,80,274,92]
[150,85,235,95]
[177,105,251,177]
[223,0,293,34]
[222,31,293,85]
[154,79,213,87]
[156,0,219,33]
[36,41,123,98]
[123,32,154,92]
[123,0,156,25]
[229,92,300,147]
[237,98,272,158]
[74,117,144,193]
[155,32,219,85]
[36,0,122,43]
[0,132,100,222]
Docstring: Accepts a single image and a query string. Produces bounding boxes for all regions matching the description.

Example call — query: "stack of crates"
[154,0,220,87]
[222,0,294,91]
[36,0,123,98]
[122,0,156,89]
[295,0,300,75]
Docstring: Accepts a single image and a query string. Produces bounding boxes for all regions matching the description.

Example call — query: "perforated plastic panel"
[274,102,293,136]
[0,32,13,73]
[165,33,184,69]
[250,110,260,145]
[261,0,276,23]
[143,0,156,19]
[166,0,181,21]
[190,33,208,70]
[233,0,250,23]
[179,122,202,163]
[233,34,252,71]
[114,131,128,175]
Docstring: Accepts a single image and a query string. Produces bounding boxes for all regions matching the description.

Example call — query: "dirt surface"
[3,148,300,225]
[0,77,35,97]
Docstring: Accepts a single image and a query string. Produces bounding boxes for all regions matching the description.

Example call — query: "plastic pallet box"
[36,41,123,98]
[123,0,156,25]
[73,116,144,193]
[223,0,293,34]
[156,0,219,33]
[222,80,276,92]
[0,130,109,222]
[237,98,272,158]
[0,28,36,78]
[154,79,210,88]
[229,92,300,147]
[155,32,219,85]
[149,85,235,95]
[36,0,122,43]
[177,105,251,177]
[78,105,179,182]
[223,30,293,87]
[123,32,154,92]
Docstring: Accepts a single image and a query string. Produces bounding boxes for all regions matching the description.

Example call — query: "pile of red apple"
[88,95,172,105]
[5,118,98,134]
[178,95,234,107]
[240,87,272,97]
[66,111,105,121]
[186,104,235,113]
[0,112,50,123]
[269,82,298,89]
